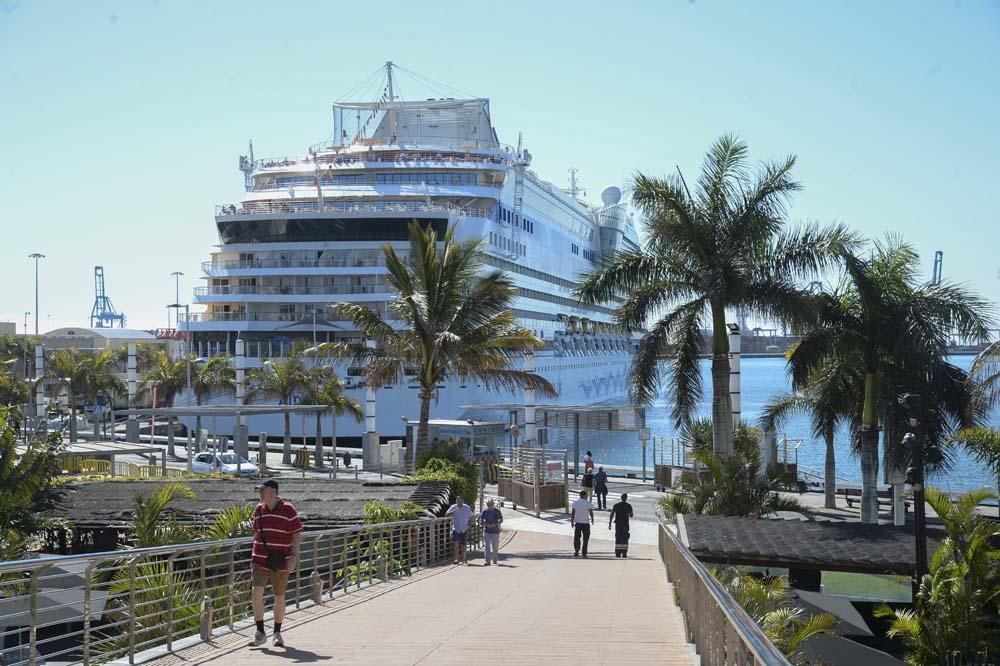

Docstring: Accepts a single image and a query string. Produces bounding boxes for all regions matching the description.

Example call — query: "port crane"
[90,266,126,328]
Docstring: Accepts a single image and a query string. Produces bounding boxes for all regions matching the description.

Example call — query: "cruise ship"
[184,63,641,443]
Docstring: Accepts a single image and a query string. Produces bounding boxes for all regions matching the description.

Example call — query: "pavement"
[145,528,693,666]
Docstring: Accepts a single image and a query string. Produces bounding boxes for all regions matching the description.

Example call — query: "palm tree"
[299,365,362,468]
[715,568,838,665]
[761,359,859,509]
[951,427,1000,517]
[139,350,189,459]
[247,344,307,464]
[189,354,236,445]
[309,221,555,456]
[130,481,198,547]
[576,135,858,456]
[968,340,1000,410]
[876,488,1000,663]
[789,237,992,523]
[0,406,61,534]
[45,349,124,442]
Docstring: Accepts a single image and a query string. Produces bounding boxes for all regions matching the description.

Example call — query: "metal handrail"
[215,200,492,218]
[657,516,791,665]
[0,517,462,665]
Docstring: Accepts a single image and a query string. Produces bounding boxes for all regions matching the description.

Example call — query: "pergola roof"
[117,405,331,417]
[465,404,646,431]
[678,514,943,575]
[16,440,161,458]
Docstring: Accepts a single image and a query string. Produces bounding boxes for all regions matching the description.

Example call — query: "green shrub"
[363,499,424,524]
[415,438,465,469]
[411,457,478,505]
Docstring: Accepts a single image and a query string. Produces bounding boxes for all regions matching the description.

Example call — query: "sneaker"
[573,552,579,557]
[251,631,266,646]
[484,561,491,566]
[273,632,284,647]
[492,560,498,565]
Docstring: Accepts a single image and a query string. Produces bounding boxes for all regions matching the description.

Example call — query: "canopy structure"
[116,405,331,418]
[16,440,161,459]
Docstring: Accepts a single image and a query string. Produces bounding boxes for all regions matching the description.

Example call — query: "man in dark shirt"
[480,498,503,565]
[609,493,634,558]
[593,466,609,510]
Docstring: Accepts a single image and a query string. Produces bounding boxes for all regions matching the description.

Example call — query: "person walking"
[594,466,609,510]
[570,490,594,557]
[581,467,595,501]
[480,498,503,565]
[609,493,634,558]
[583,450,595,472]
[445,496,474,564]
[251,479,303,647]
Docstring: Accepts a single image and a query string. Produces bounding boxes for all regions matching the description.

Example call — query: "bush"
[411,457,478,505]
[363,499,424,524]
[415,439,465,469]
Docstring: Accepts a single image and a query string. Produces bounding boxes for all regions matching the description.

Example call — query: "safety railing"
[255,147,514,170]
[203,254,398,272]
[215,200,492,219]
[0,517,463,665]
[194,284,384,297]
[657,517,791,665]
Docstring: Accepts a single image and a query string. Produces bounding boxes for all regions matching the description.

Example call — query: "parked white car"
[190,452,259,477]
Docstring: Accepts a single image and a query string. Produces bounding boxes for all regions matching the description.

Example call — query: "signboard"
[639,428,651,441]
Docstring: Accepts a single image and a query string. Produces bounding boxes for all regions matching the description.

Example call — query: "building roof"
[678,514,943,575]
[45,327,158,341]
[37,478,451,530]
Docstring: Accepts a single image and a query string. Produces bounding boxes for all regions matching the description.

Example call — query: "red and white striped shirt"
[251,499,303,570]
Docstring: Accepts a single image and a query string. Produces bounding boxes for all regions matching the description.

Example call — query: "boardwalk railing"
[0,517,462,666]
[657,516,792,666]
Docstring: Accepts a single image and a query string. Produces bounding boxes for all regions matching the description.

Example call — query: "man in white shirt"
[570,490,595,557]
[445,496,475,564]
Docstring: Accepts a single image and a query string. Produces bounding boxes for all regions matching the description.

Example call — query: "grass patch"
[821,571,912,602]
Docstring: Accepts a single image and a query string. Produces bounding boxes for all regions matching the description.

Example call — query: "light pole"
[170,272,184,329]
[22,312,29,379]
[29,253,44,335]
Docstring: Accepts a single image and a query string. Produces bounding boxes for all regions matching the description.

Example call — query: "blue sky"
[1,0,998,333]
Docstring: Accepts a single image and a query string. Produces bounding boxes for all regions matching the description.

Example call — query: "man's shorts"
[451,530,468,545]
[252,564,290,595]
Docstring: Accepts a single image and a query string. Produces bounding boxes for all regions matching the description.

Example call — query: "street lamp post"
[29,253,44,336]
[170,272,184,329]
[899,393,928,590]
[22,312,29,381]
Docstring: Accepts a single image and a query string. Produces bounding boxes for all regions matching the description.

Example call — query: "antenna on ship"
[567,167,585,200]
[239,140,255,191]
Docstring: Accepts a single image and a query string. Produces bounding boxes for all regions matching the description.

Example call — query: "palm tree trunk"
[824,432,837,510]
[195,395,202,452]
[710,305,734,456]
[314,411,323,467]
[69,393,78,443]
[417,387,433,464]
[282,412,292,465]
[859,372,880,524]
[167,416,176,459]
[331,411,338,479]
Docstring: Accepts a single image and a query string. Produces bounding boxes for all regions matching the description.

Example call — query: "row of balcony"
[254,147,514,171]
[202,254,396,272]
[215,200,493,218]
[194,284,383,297]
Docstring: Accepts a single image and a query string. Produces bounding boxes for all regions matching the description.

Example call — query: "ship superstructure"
[186,63,641,440]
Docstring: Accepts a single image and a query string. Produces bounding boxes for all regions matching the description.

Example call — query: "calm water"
[547,355,999,493]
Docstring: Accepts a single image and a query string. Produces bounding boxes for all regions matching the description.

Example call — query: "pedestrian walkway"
[147,530,693,666]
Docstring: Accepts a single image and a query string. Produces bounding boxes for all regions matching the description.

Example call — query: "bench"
[840,487,910,511]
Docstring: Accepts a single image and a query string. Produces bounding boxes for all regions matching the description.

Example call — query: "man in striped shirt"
[251,479,303,647]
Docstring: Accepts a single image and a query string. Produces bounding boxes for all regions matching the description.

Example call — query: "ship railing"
[250,176,501,191]
[187,310,389,323]
[194,285,384,297]
[255,145,516,170]
[0,517,460,666]
[215,200,492,218]
[202,256,394,271]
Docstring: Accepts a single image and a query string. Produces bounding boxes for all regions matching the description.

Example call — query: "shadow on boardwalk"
[147,530,693,666]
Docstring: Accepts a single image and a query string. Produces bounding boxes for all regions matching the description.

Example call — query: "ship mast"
[386,60,397,143]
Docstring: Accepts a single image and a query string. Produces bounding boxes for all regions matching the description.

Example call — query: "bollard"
[258,432,268,474]
[199,594,213,641]
[310,570,323,604]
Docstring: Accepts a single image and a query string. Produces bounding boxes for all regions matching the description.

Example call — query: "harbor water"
[547,355,998,493]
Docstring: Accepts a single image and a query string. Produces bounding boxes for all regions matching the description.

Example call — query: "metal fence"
[657,517,792,666]
[0,517,467,666]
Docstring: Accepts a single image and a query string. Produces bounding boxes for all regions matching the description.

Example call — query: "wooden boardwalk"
[149,530,693,665]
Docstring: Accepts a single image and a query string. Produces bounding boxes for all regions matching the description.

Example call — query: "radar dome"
[600,186,622,206]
